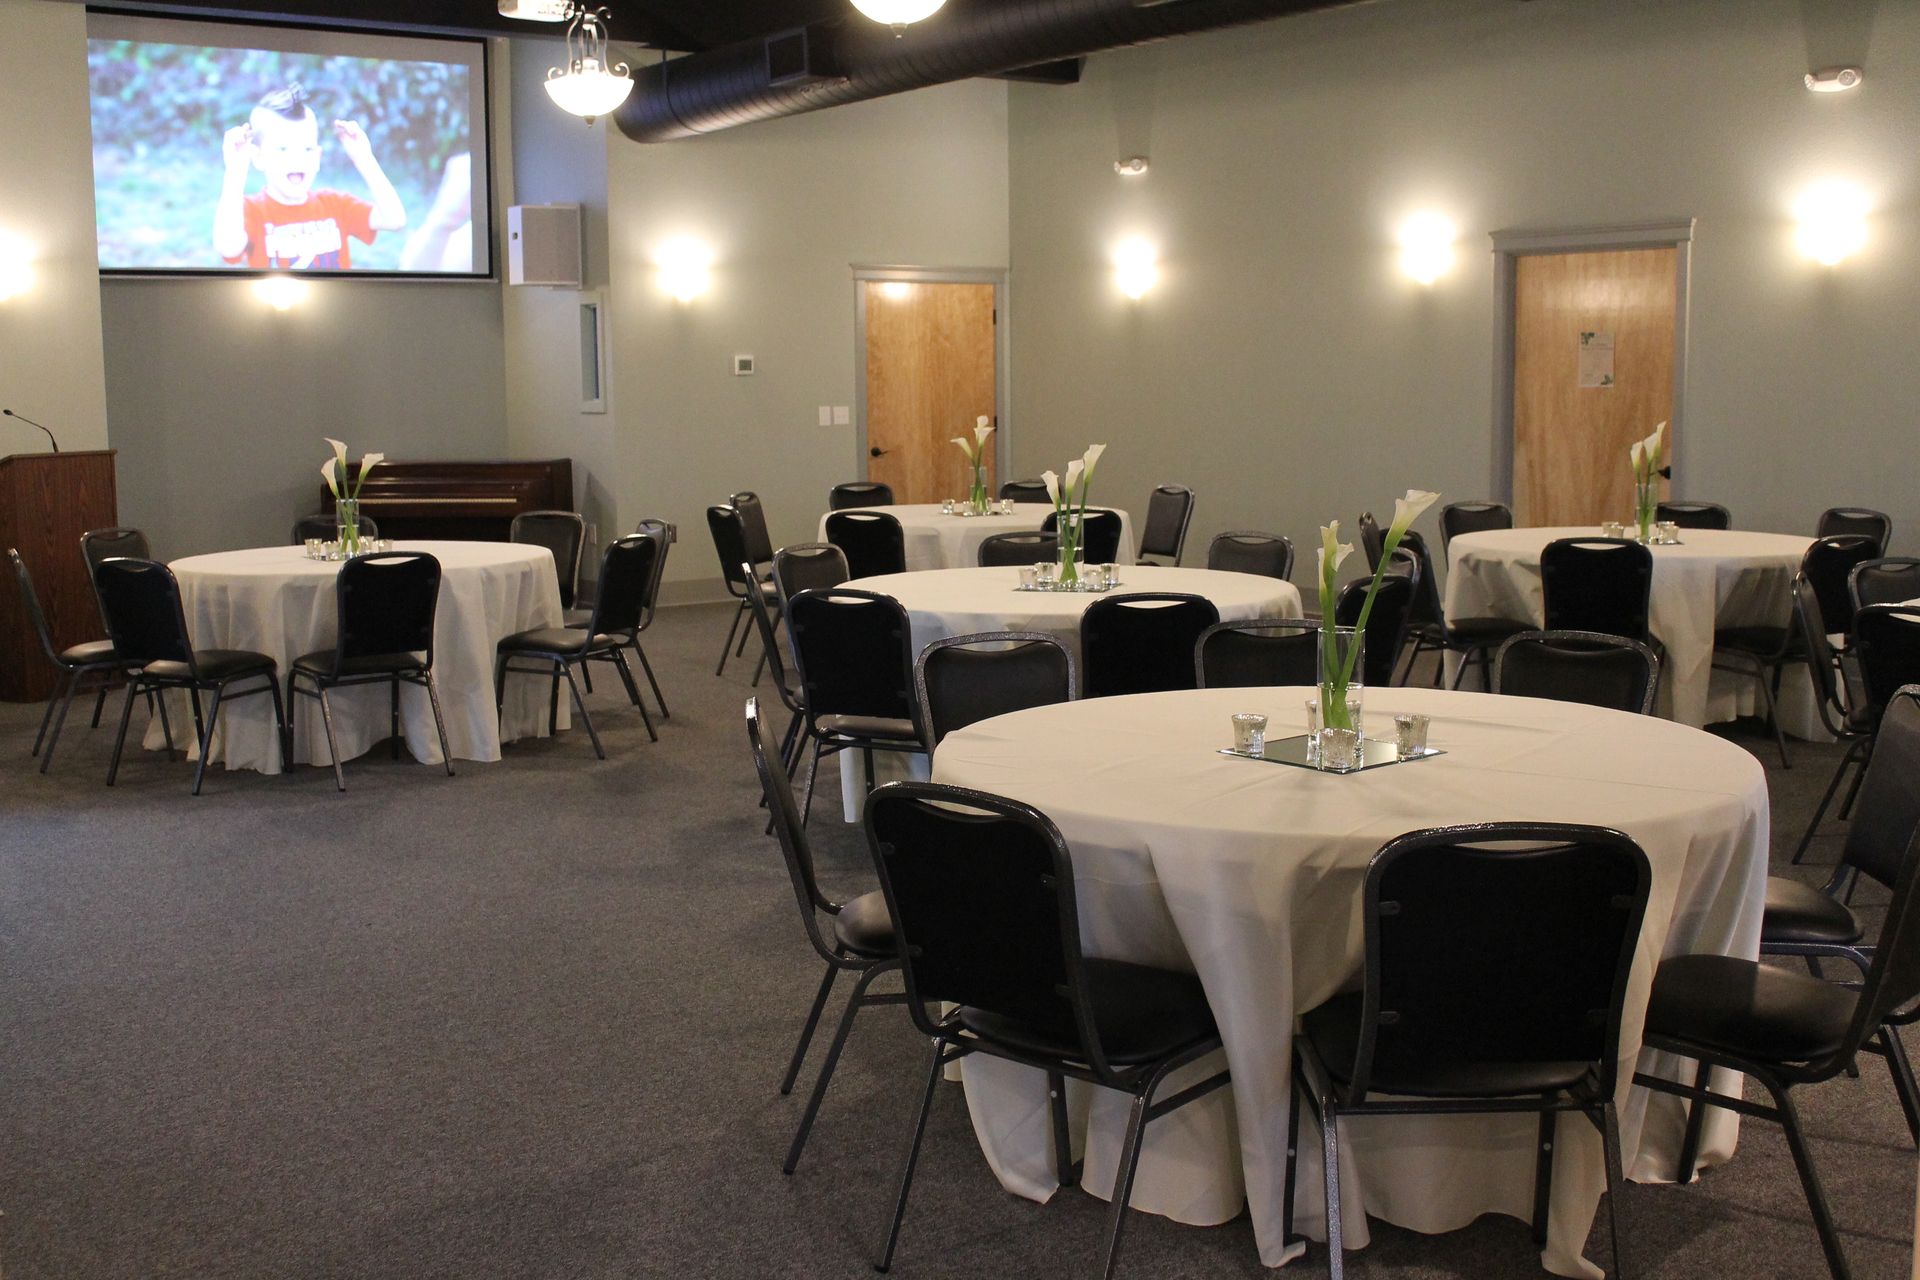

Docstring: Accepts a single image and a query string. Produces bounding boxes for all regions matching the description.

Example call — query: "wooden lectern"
[0,451,118,702]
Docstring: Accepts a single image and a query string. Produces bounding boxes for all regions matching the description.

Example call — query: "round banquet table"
[816,503,1137,571]
[932,686,1767,1277]
[142,542,567,774]
[1444,527,1816,734]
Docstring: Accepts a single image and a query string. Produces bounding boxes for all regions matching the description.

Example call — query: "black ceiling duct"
[614,0,1369,143]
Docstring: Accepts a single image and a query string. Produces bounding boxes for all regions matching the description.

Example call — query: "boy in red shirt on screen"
[213,83,406,269]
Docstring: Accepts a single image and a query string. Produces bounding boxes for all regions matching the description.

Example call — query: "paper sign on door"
[1578,330,1615,388]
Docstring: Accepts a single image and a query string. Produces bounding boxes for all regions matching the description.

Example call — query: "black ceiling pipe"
[613,0,1370,143]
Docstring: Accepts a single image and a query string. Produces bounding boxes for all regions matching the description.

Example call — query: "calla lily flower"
[1630,440,1645,471]
[1041,470,1061,507]
[359,453,384,479]
[1317,522,1353,583]
[951,436,973,457]
[1081,442,1107,480]
[1386,489,1440,541]
[1064,459,1084,499]
[974,417,994,450]
[321,459,341,497]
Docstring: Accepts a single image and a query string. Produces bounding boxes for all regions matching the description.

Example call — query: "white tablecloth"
[144,542,566,773]
[933,686,1768,1276]
[816,504,1137,571]
[1445,528,1815,733]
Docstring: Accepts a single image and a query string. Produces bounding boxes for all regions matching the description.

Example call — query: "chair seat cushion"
[816,714,919,743]
[293,649,428,679]
[1714,625,1801,658]
[143,650,276,682]
[831,891,896,958]
[1760,877,1864,948]
[1643,954,1856,1065]
[958,959,1218,1067]
[1301,990,1596,1097]
[58,639,120,667]
[497,626,615,655]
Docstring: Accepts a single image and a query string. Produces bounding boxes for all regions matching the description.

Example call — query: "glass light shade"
[545,58,634,118]
[851,0,947,26]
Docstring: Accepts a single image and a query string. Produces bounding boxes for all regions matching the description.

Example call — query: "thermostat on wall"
[733,354,755,376]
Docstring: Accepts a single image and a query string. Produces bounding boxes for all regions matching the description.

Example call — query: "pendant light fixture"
[544,4,633,123]
[849,0,947,35]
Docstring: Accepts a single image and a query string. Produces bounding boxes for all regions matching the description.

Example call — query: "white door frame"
[851,265,1011,489]
[1488,220,1695,506]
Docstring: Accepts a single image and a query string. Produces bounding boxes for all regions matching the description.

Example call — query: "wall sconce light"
[0,230,34,301]
[655,237,713,302]
[1794,181,1868,266]
[254,274,308,311]
[1396,212,1456,285]
[1113,237,1158,300]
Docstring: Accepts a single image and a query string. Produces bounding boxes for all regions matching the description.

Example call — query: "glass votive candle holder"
[304,538,324,559]
[1100,562,1117,587]
[1318,726,1362,772]
[1034,561,1056,587]
[1600,521,1624,538]
[1304,697,1320,737]
[941,499,956,515]
[1018,566,1037,589]
[1393,712,1431,757]
[1083,564,1107,590]
[1231,712,1268,756]
[1657,520,1680,544]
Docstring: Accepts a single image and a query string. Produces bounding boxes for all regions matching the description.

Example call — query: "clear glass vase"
[1316,623,1365,770]
[968,464,990,516]
[336,498,364,555]
[1056,511,1085,586]
[1635,481,1655,544]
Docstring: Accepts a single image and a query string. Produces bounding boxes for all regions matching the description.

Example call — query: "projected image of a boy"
[213,83,406,269]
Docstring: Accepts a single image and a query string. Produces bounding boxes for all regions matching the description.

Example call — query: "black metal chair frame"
[1193,617,1319,689]
[620,517,675,718]
[977,530,1058,567]
[830,481,895,510]
[912,630,1076,750]
[511,509,587,612]
[1790,577,1880,864]
[1850,557,1920,613]
[1493,629,1661,716]
[786,587,922,825]
[742,560,809,779]
[1817,507,1892,556]
[864,780,1230,1278]
[286,551,454,792]
[95,557,288,796]
[1397,530,1530,691]
[999,478,1051,503]
[1082,591,1221,699]
[1285,823,1649,1280]
[11,548,140,774]
[1042,508,1125,566]
[708,503,776,679]
[1438,501,1512,554]
[1205,530,1294,581]
[1137,484,1195,565]
[81,526,151,578]
[824,509,908,580]
[1655,501,1732,531]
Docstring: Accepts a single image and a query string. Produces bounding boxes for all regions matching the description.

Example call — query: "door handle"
[870,446,888,458]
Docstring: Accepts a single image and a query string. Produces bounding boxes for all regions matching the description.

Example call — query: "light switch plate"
[832,405,850,425]
[817,406,832,427]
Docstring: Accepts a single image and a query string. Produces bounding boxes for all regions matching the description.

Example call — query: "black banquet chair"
[977,531,1057,567]
[1333,555,1418,688]
[287,550,453,791]
[1438,500,1512,553]
[495,534,661,760]
[1799,535,1881,656]
[81,526,151,576]
[1287,823,1648,1280]
[622,517,676,718]
[708,504,777,678]
[824,509,908,579]
[1137,485,1195,565]
[1789,578,1881,864]
[1656,501,1732,531]
[830,481,894,510]
[999,478,1051,503]
[10,548,138,774]
[914,631,1075,749]
[1042,508,1125,565]
[1397,530,1531,690]
[864,780,1230,1278]
[95,557,287,796]
[746,698,907,1176]
[786,588,921,824]
[1194,618,1318,689]
[1540,537,1653,645]
[1852,558,1920,612]
[1206,531,1293,581]
[510,509,587,611]
[1494,630,1660,715]
[1082,592,1220,699]
[291,512,379,545]
[1817,507,1891,555]
[773,542,851,608]
[743,564,811,777]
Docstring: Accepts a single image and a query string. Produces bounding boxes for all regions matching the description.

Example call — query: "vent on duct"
[614,0,1367,143]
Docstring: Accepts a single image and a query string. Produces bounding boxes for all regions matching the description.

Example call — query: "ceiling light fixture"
[544,4,633,123]
[850,0,947,35]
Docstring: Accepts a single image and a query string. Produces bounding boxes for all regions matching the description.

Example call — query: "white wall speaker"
[507,203,583,288]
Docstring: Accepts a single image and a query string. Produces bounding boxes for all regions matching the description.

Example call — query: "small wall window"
[579,292,608,414]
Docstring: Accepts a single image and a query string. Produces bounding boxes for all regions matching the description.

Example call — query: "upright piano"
[321,459,574,541]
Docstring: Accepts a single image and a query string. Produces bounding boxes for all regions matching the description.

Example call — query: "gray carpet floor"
[1,601,1913,1279]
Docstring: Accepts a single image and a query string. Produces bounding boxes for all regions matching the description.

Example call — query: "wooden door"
[1512,248,1677,526]
[863,281,996,504]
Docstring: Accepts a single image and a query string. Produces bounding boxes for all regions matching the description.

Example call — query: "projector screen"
[87,15,491,277]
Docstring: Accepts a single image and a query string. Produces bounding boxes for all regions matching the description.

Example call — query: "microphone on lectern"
[2,408,60,453]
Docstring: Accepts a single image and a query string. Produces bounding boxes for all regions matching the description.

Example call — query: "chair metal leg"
[1048,1070,1077,1189]
[1837,751,1869,820]
[1098,1089,1153,1280]
[1281,1076,1303,1245]
[1755,664,1790,769]
[494,656,508,716]
[580,659,594,694]
[154,688,175,754]
[316,686,346,791]
[876,1039,946,1274]
[424,671,455,777]
[634,642,669,718]
[800,739,823,827]
[1792,745,1861,864]
[785,963,887,1175]
[266,675,290,772]
[1879,1025,1920,1147]
[31,671,68,756]
[190,686,223,796]
[189,688,206,749]
[1322,1106,1346,1280]
[610,648,657,741]
[561,662,604,758]
[1766,1077,1853,1280]
[105,681,139,786]
[91,681,109,728]
[1600,1100,1631,1280]
[38,671,83,774]
[782,960,839,1096]
[716,599,746,676]
[1531,1102,1555,1246]
[548,665,561,735]
[1675,1058,1713,1184]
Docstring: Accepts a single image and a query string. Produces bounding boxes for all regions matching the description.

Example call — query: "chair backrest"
[787,588,916,726]
[1794,576,1854,738]
[773,542,850,609]
[1356,511,1385,573]
[1851,558,1920,613]
[1838,688,1920,893]
[633,517,675,630]
[8,548,65,664]
[747,697,842,963]
[999,478,1051,503]
[1494,630,1660,715]
[1540,538,1652,643]
[866,780,1130,1083]
[1656,501,1731,530]
[729,490,775,565]
[1346,823,1651,1100]
[587,535,660,636]
[707,505,754,596]
[1195,618,1319,689]
[510,510,586,610]
[1082,592,1220,698]
[81,527,151,577]
[829,481,895,510]
[291,514,334,545]
[1439,501,1512,553]
[1399,529,1444,628]
[1041,509,1124,564]
[1801,535,1880,638]
[1853,606,1920,726]
[93,558,194,670]
[743,563,804,715]
[914,631,1074,749]
[329,551,441,669]
[823,510,907,579]
[1138,485,1195,564]
[1334,555,1418,687]
[1817,507,1892,555]
[1206,531,1293,581]
[977,531,1058,567]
